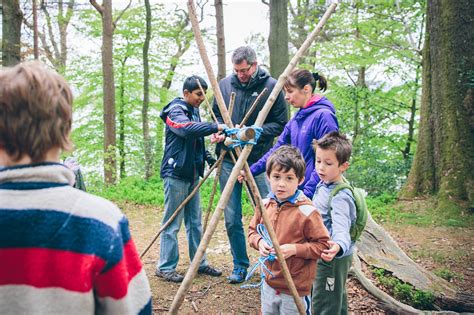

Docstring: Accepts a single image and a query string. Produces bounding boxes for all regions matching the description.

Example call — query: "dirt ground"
[122,201,473,314]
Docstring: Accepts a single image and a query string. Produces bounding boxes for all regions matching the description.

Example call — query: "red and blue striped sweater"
[0,163,152,314]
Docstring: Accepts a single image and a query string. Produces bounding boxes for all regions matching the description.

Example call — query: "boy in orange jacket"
[248,145,330,314]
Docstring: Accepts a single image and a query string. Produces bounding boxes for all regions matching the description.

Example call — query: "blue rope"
[241,224,276,289]
[224,126,263,150]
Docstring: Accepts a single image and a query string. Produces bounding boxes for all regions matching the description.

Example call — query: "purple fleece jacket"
[249,95,339,199]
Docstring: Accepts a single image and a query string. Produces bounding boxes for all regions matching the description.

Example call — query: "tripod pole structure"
[169,1,339,313]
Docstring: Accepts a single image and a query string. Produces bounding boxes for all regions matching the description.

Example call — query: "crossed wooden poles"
[141,1,338,313]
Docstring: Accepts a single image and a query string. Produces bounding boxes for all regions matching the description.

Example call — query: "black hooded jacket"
[212,67,288,163]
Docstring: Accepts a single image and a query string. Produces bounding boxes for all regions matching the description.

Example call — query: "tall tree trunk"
[33,0,39,59]
[402,64,421,162]
[401,0,474,210]
[2,0,23,66]
[215,0,226,81]
[102,0,116,184]
[142,0,153,179]
[91,0,117,185]
[268,0,289,78]
[118,56,128,180]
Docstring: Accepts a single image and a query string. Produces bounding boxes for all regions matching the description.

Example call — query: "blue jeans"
[219,159,270,269]
[158,176,208,272]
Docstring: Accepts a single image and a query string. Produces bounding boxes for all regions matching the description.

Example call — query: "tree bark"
[91,0,117,185]
[33,0,39,59]
[142,0,153,179]
[400,0,474,210]
[268,0,289,78]
[118,56,128,179]
[2,0,23,66]
[214,0,226,81]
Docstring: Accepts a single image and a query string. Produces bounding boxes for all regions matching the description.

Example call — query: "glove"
[206,156,217,168]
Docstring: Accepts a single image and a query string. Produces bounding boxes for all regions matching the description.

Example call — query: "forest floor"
[122,199,474,314]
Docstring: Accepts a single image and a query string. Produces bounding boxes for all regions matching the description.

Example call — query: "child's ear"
[183,89,190,97]
[298,176,305,186]
[340,161,349,172]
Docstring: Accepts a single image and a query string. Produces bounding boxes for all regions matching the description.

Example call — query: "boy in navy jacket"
[157,76,226,282]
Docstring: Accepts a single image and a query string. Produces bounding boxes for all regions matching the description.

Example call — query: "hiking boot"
[227,267,247,284]
[198,265,222,277]
[155,270,184,283]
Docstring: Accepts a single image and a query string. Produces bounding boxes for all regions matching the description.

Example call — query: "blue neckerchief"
[267,190,301,207]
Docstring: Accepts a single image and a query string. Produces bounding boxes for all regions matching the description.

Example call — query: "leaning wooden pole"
[139,152,225,259]
[169,2,338,313]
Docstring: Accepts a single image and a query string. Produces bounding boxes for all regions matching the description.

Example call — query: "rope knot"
[241,224,275,289]
[223,125,263,150]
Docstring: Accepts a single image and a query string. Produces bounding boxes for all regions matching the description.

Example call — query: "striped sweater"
[0,163,152,314]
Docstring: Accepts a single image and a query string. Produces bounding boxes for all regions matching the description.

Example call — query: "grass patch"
[89,173,255,216]
[90,175,165,205]
[372,268,436,310]
[368,194,474,228]
[87,174,472,229]
[433,268,464,282]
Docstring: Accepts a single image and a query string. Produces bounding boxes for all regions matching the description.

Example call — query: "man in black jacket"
[212,46,288,283]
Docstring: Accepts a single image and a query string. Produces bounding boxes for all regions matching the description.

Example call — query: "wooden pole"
[139,151,225,259]
[202,161,222,234]
[228,92,236,118]
[196,78,219,124]
[170,1,338,313]
[240,87,268,126]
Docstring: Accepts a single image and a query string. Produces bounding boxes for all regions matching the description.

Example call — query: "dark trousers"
[312,254,353,315]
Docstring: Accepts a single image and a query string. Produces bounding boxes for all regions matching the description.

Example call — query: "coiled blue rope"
[241,224,276,289]
[224,126,263,150]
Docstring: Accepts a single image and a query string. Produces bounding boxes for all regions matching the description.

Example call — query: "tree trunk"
[215,0,226,81]
[33,0,39,59]
[2,0,23,66]
[35,0,74,72]
[402,64,421,162]
[400,0,474,210]
[92,0,117,185]
[118,57,128,180]
[142,0,153,179]
[268,0,289,78]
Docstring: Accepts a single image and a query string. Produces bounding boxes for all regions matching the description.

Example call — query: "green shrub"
[372,268,435,310]
[434,268,463,282]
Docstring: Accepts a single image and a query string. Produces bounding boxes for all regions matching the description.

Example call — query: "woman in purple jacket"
[243,69,339,199]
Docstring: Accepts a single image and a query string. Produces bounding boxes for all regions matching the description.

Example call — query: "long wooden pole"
[170,1,338,313]
[139,151,225,259]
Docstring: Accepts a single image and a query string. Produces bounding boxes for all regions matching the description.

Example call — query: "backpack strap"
[327,181,353,219]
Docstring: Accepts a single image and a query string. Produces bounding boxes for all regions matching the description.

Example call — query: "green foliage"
[372,267,436,310]
[366,194,474,227]
[433,268,464,282]
[90,174,165,205]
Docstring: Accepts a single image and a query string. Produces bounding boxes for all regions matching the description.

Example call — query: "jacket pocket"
[170,143,189,177]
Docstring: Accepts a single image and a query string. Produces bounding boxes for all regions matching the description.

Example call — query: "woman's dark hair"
[284,69,327,92]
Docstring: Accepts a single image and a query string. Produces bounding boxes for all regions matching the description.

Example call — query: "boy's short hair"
[0,61,73,163]
[314,131,352,165]
[266,145,306,180]
[183,75,207,93]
